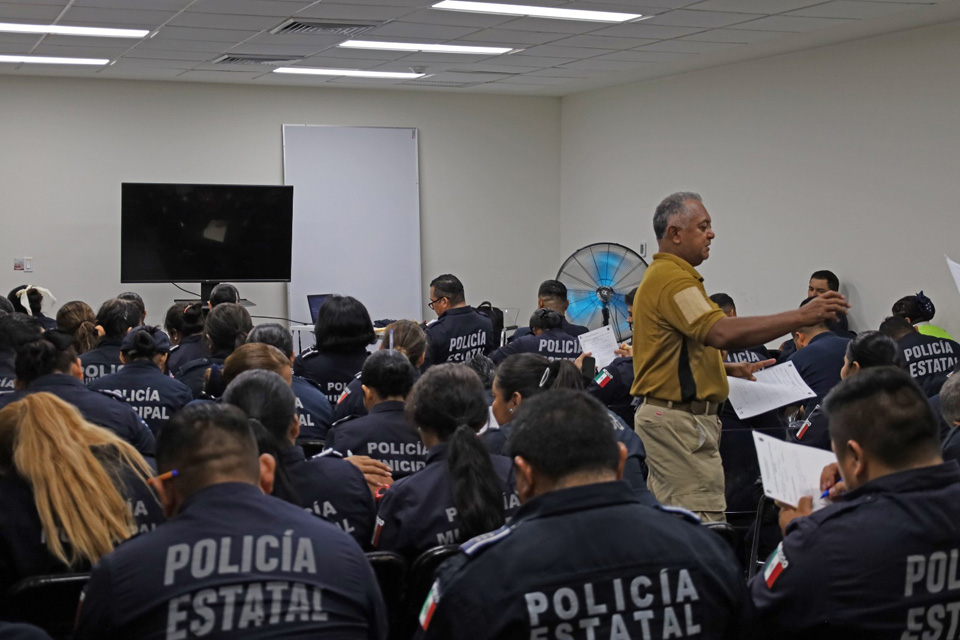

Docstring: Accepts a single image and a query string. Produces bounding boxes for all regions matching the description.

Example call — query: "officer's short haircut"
[809,270,840,292]
[96,298,141,340]
[825,367,940,468]
[796,296,828,332]
[845,330,902,369]
[624,287,637,307]
[209,283,240,307]
[157,403,260,488]
[940,375,960,426]
[528,309,563,332]
[465,354,495,390]
[117,292,145,319]
[0,297,14,314]
[362,349,417,399]
[653,191,702,240]
[430,274,465,305]
[223,370,297,444]
[314,295,376,354]
[709,293,735,314]
[247,323,295,358]
[509,389,620,481]
[0,313,43,352]
[879,315,915,341]
[537,280,567,305]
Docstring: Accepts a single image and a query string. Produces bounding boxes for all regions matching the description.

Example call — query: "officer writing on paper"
[632,192,849,521]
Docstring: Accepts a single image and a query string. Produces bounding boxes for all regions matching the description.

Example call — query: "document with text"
[753,432,837,510]
[726,361,816,419]
[577,325,620,369]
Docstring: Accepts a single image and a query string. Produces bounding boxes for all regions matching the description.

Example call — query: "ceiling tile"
[72,0,192,9]
[733,15,857,30]
[133,37,234,53]
[155,26,259,42]
[494,16,601,34]
[498,75,572,84]
[110,56,197,68]
[185,0,314,16]
[242,33,354,48]
[576,0,702,7]
[392,51,499,63]
[0,32,42,46]
[685,0,827,12]
[367,22,481,39]
[29,44,132,59]
[525,67,591,77]
[293,3,420,22]
[0,42,33,53]
[61,6,175,27]
[425,70,514,81]
[638,38,740,52]
[295,55,387,68]
[447,61,541,73]
[787,1,928,19]
[40,34,148,47]
[120,48,214,61]
[224,43,328,57]
[0,4,68,21]
[491,53,577,66]
[589,23,705,38]
[562,58,654,71]
[596,49,695,62]
[168,12,281,31]
[179,69,268,81]
[680,27,792,41]
[458,28,566,45]
[521,44,612,58]
[308,46,405,60]
[644,9,764,27]
[466,82,544,93]
[550,34,659,49]
[95,65,185,77]
[387,8,516,28]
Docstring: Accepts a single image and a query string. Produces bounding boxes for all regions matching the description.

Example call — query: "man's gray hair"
[653,192,702,240]
[940,374,960,425]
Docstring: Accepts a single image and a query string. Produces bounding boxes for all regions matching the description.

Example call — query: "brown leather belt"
[642,397,721,416]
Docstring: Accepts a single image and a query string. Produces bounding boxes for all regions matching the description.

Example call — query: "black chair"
[3,573,90,639]
[298,439,326,458]
[394,545,460,640]
[703,521,743,569]
[366,551,408,633]
[747,495,782,579]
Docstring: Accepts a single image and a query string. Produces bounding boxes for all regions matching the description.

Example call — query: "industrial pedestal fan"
[557,243,648,343]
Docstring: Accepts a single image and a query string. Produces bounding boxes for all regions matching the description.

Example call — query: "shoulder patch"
[331,415,359,428]
[353,371,362,380]
[337,387,352,404]
[175,357,211,376]
[673,286,713,325]
[169,344,180,352]
[460,524,512,556]
[312,448,343,460]
[300,347,319,359]
[94,389,125,402]
[426,318,440,327]
[419,579,440,631]
[654,504,702,524]
[762,542,789,589]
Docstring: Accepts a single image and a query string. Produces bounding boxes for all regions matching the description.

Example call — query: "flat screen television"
[120,183,294,289]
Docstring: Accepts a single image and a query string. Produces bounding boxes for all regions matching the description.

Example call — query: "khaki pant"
[635,402,726,522]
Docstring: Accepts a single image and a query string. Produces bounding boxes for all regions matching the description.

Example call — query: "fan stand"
[597,286,614,327]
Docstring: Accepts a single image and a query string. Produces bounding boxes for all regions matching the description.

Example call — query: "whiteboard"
[283,125,422,338]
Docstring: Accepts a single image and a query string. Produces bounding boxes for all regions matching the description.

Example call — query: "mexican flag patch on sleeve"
[594,369,614,388]
[763,542,789,588]
[420,580,440,630]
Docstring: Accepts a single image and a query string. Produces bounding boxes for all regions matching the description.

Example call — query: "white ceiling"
[0,0,955,95]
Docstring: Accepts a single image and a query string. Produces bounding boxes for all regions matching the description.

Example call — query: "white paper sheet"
[753,432,837,510]
[577,325,620,369]
[947,255,960,298]
[726,361,816,419]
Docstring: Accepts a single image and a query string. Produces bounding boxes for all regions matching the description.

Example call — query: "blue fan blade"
[567,288,601,325]
[587,249,624,287]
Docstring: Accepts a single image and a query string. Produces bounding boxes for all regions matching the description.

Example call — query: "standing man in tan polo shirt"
[632,192,849,521]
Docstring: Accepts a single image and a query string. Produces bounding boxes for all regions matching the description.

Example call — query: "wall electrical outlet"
[638,243,647,258]
[23,257,33,272]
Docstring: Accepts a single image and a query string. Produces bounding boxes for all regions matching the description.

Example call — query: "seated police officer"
[88,326,192,436]
[374,364,518,559]
[939,373,960,465]
[709,293,772,364]
[222,369,376,549]
[490,309,581,364]
[246,323,333,441]
[510,279,589,342]
[294,295,376,404]
[81,298,141,383]
[0,330,155,457]
[175,302,252,399]
[164,302,207,375]
[0,314,43,397]
[75,402,387,640]
[423,274,494,367]
[328,350,426,480]
[586,287,638,425]
[880,315,959,397]
[754,367,960,639]
[208,282,241,309]
[117,291,147,325]
[788,296,851,414]
[418,389,747,639]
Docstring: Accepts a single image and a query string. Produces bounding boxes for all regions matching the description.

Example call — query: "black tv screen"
[120,183,294,283]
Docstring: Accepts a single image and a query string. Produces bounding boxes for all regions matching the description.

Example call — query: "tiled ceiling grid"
[0,0,947,93]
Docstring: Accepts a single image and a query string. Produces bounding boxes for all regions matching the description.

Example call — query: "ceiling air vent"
[270,19,380,37]
[212,54,302,66]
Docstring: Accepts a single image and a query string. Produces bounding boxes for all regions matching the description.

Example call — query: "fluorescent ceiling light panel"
[340,40,513,55]
[0,54,108,65]
[0,22,149,38]
[432,1,641,22]
[274,67,425,79]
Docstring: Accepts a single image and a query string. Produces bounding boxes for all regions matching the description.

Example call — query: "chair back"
[4,573,90,639]
[365,551,407,631]
[298,439,326,458]
[395,545,460,640]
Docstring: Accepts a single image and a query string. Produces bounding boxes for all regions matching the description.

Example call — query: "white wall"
[0,76,560,329]
[561,19,960,340]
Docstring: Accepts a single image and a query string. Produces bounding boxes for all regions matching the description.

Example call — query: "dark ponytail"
[165,302,206,339]
[496,354,584,401]
[407,364,505,540]
[95,298,140,340]
[121,326,169,361]
[25,288,43,316]
[15,330,78,384]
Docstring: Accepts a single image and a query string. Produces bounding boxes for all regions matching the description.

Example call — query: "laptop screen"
[307,294,332,324]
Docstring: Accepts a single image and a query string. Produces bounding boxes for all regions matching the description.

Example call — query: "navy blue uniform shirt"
[750,462,960,639]
[332,373,366,423]
[293,349,368,404]
[328,401,426,480]
[0,350,15,397]
[489,328,582,365]
[166,334,207,376]
[0,457,163,594]
[290,375,334,440]
[374,442,519,558]
[75,482,387,640]
[88,360,193,436]
[510,318,589,342]
[788,331,850,412]
[725,345,772,364]
[586,356,636,424]
[942,428,960,466]
[174,353,227,399]
[80,339,123,383]
[897,331,960,396]
[418,481,748,640]
[276,446,376,549]
[0,374,155,456]
[423,306,494,368]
